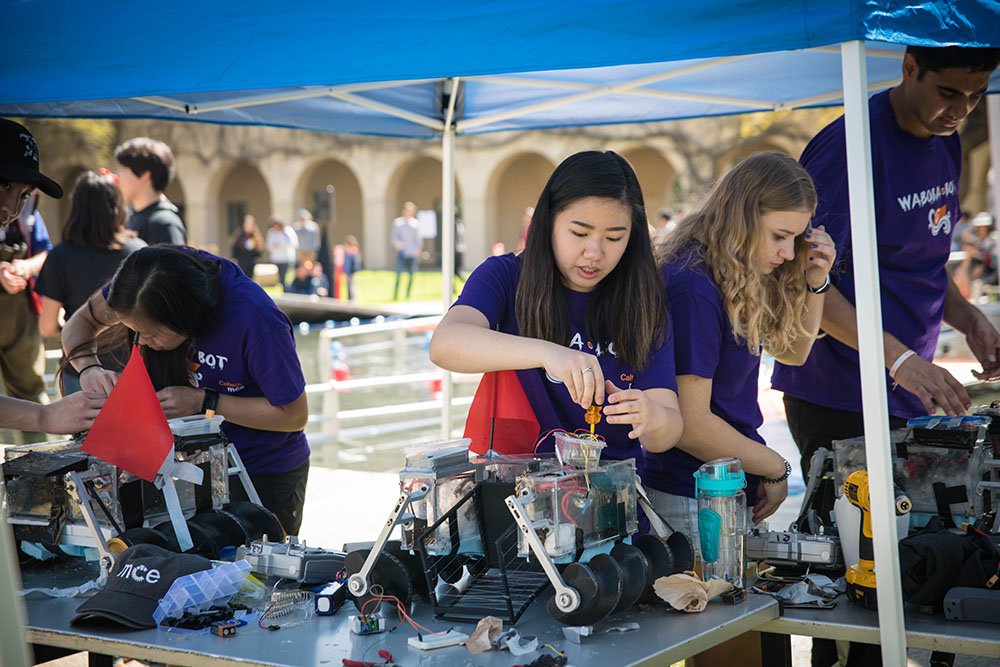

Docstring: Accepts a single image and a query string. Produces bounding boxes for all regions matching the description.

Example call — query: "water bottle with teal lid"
[693,457,747,588]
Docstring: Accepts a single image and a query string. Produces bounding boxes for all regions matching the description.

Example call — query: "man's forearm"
[0,396,43,431]
[820,285,908,369]
[943,273,984,335]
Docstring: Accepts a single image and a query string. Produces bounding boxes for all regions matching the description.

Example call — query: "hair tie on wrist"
[77,364,103,376]
[889,349,916,379]
[807,273,831,294]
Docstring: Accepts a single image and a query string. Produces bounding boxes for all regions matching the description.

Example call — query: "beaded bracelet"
[762,459,792,485]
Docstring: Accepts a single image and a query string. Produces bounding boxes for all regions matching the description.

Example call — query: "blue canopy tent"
[2,2,999,664]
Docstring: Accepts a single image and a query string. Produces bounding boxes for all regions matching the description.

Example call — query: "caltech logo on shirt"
[117,562,161,584]
[928,204,952,237]
[568,332,616,357]
[895,179,956,237]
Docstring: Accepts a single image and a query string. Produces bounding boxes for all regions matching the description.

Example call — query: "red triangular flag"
[464,370,539,455]
[83,345,173,482]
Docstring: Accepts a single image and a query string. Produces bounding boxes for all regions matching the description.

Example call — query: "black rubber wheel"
[112,526,173,551]
[610,542,651,613]
[547,553,623,626]
[385,539,430,599]
[153,520,219,557]
[344,549,414,614]
[666,531,696,574]
[633,533,675,604]
[189,509,252,549]
[223,501,285,543]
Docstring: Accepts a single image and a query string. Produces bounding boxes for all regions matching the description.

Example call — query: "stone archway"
[294,159,364,248]
[716,140,791,176]
[486,152,555,254]
[619,147,677,220]
[216,162,272,251]
[387,156,463,267]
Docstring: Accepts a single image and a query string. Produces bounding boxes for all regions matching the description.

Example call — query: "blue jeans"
[394,252,418,299]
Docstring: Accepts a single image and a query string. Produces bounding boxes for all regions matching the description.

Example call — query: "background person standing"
[292,208,320,263]
[115,137,186,246]
[391,201,421,300]
[266,215,298,289]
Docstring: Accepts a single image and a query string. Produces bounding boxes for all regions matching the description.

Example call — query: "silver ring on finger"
[582,366,593,374]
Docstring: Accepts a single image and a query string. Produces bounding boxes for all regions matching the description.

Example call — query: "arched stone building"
[26,105,995,268]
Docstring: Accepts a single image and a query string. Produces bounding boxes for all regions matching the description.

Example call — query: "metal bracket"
[504,493,580,614]
[64,472,115,574]
[635,477,672,539]
[226,444,262,506]
[347,486,428,598]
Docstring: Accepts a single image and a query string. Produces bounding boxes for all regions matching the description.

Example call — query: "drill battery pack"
[846,566,878,610]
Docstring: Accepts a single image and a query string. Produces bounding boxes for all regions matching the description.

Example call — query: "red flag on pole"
[83,345,173,482]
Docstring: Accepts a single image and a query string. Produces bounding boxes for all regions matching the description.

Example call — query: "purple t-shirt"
[453,253,678,477]
[771,89,962,418]
[103,249,309,474]
[643,251,763,501]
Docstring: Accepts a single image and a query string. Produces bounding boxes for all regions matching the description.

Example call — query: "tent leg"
[440,78,459,440]
[988,96,1000,263]
[840,39,906,666]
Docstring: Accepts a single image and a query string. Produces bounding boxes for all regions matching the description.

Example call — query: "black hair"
[62,171,127,248]
[114,137,176,192]
[515,150,666,370]
[906,46,1000,79]
[103,246,221,389]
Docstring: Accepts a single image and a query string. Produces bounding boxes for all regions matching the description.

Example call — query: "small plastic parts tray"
[153,559,250,625]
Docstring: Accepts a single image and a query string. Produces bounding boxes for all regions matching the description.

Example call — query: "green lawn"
[264,270,464,306]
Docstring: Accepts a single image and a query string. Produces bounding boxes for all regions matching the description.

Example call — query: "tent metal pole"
[327,91,444,131]
[988,95,1000,231]
[457,55,747,132]
[440,78,459,439]
[479,74,767,109]
[780,78,898,110]
[840,40,906,665]
[0,482,30,667]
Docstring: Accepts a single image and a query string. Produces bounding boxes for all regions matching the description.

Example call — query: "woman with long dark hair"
[61,245,310,534]
[35,170,146,394]
[430,150,682,468]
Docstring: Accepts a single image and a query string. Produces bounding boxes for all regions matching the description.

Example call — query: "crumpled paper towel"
[653,571,733,612]
[465,615,503,654]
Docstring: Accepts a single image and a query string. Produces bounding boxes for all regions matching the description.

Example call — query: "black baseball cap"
[0,118,63,199]
[72,543,212,629]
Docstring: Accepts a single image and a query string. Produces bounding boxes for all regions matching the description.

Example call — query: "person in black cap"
[72,543,212,629]
[0,118,103,435]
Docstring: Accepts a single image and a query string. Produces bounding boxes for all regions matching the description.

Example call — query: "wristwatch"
[200,388,220,416]
[807,273,831,294]
[762,459,792,485]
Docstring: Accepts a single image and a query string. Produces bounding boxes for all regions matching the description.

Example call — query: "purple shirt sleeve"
[243,319,306,408]
[452,255,518,329]
[668,278,725,379]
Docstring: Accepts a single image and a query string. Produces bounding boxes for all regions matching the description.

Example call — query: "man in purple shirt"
[773,47,1000,480]
[772,46,1000,667]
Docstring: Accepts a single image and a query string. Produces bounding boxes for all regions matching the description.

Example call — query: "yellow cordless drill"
[843,470,911,610]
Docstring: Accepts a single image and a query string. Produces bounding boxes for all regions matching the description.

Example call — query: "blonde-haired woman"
[643,152,835,543]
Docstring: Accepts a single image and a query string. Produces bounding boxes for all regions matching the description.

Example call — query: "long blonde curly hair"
[657,152,817,357]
